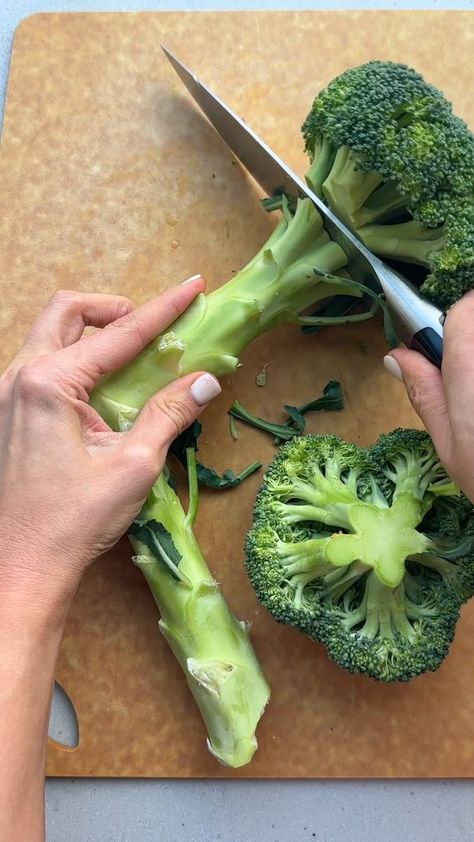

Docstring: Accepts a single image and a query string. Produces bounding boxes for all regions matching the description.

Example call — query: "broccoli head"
[302,61,474,309]
[245,430,474,682]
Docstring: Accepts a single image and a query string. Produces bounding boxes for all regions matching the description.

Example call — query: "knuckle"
[127,443,158,477]
[14,358,57,401]
[154,395,191,439]
[405,377,434,414]
[105,310,147,351]
[50,289,79,308]
[114,297,134,318]
[405,378,446,439]
[406,379,422,410]
[165,296,183,324]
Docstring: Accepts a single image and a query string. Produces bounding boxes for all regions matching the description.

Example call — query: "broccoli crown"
[302,61,474,309]
[245,430,474,682]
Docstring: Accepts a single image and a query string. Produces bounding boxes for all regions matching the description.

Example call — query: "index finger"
[59,275,204,385]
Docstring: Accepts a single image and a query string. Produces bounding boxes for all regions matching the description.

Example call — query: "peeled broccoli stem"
[130,452,270,768]
[89,198,365,766]
[305,142,445,268]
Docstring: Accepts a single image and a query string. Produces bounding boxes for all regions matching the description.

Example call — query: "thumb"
[124,371,222,463]
[384,350,452,462]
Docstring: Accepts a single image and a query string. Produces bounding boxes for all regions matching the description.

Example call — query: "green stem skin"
[131,474,270,768]
[358,572,418,642]
[305,132,337,196]
[357,219,445,267]
[350,180,408,228]
[320,146,383,228]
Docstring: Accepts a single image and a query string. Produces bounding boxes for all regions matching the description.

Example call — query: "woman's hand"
[384,290,474,502]
[0,276,224,842]
[0,276,221,611]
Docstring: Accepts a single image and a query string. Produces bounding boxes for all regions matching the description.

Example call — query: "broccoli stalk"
[246,430,474,682]
[129,451,270,767]
[89,197,368,765]
[91,198,360,426]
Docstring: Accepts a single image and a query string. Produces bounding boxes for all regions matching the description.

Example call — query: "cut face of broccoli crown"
[245,430,474,682]
[302,61,474,308]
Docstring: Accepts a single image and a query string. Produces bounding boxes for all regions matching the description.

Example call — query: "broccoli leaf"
[229,380,345,445]
[171,420,261,489]
[296,380,345,415]
[130,520,190,585]
[229,401,298,442]
[282,405,306,433]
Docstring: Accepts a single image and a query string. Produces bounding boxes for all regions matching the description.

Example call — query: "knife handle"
[410,327,443,369]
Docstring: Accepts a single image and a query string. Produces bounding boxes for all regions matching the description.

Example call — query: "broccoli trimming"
[229,380,345,443]
[302,61,474,309]
[245,430,474,682]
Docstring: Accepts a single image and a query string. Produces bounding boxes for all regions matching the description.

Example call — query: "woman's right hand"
[384,291,474,502]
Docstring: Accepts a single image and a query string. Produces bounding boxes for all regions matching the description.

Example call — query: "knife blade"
[162,46,444,368]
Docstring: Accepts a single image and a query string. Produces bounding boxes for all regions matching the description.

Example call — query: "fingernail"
[180,274,202,285]
[383,355,403,382]
[190,373,222,405]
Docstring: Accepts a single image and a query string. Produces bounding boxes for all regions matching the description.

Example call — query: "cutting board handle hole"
[48,681,79,751]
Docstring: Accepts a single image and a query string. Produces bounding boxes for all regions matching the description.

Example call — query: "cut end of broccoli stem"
[206,734,259,768]
[158,585,271,767]
[185,653,269,767]
[275,492,429,591]
[326,495,429,588]
[246,429,472,682]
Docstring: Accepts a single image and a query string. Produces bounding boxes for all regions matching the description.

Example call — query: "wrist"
[0,562,78,641]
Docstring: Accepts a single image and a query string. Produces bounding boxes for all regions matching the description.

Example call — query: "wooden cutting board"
[1,11,474,778]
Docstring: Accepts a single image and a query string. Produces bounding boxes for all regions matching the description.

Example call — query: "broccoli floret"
[245,430,474,682]
[302,61,474,309]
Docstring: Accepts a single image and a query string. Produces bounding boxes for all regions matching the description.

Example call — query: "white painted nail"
[383,355,403,382]
[180,274,202,285]
[190,373,222,405]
